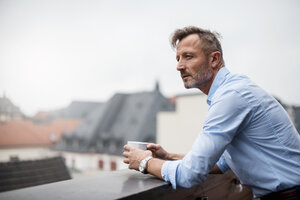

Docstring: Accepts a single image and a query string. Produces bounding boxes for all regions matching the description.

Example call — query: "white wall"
[157,94,209,154]
[60,151,127,176]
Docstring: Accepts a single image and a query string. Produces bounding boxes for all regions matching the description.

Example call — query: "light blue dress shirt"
[161,67,300,197]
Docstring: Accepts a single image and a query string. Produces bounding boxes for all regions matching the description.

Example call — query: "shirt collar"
[207,67,230,105]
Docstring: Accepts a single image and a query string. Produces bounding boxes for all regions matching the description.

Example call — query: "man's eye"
[186,55,193,59]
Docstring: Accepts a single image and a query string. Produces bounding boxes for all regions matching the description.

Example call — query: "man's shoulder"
[211,73,268,110]
[214,73,251,97]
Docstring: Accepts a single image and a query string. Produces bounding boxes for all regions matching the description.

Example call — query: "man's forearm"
[166,153,185,160]
[147,158,165,179]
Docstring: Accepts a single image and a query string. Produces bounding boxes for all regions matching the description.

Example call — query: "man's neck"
[199,78,214,95]
[199,65,224,95]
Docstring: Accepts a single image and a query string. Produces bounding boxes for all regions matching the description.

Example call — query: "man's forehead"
[176,34,202,54]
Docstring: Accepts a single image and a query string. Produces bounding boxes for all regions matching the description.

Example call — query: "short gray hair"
[171,26,224,62]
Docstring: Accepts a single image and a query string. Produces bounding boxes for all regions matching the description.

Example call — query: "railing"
[0,169,253,200]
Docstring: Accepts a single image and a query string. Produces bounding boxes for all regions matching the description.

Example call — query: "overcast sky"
[1,0,300,116]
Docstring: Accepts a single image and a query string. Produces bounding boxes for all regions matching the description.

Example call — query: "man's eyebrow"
[182,51,194,55]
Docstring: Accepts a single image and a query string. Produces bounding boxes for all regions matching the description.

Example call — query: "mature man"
[123,26,300,199]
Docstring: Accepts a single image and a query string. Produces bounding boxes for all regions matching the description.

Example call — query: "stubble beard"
[183,65,214,89]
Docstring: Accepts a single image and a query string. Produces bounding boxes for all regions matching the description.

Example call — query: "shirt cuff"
[161,160,181,189]
[216,154,230,173]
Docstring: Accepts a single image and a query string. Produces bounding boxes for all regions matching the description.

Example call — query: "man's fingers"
[124,144,134,151]
[123,151,129,158]
[147,143,157,150]
[123,158,129,164]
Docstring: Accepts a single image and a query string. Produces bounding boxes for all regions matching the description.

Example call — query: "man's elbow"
[176,171,207,189]
[209,164,223,174]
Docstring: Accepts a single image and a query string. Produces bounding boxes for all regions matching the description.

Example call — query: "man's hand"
[147,143,185,160]
[123,145,152,170]
[147,143,169,160]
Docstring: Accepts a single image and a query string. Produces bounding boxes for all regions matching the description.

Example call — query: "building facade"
[157,93,209,154]
[54,86,175,173]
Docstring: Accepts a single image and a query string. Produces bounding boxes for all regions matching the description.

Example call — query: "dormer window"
[109,140,117,153]
[96,140,103,151]
[72,139,79,149]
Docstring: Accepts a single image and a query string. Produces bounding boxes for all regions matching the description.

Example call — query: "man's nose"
[177,62,186,71]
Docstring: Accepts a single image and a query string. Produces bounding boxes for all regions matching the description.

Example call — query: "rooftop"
[0,119,81,147]
[54,89,175,155]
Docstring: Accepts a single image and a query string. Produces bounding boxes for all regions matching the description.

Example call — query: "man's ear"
[210,51,221,69]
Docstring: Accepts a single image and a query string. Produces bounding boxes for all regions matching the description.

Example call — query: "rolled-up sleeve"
[161,90,252,189]
[161,160,181,189]
[216,153,230,173]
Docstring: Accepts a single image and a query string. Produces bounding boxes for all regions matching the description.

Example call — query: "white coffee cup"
[127,141,149,150]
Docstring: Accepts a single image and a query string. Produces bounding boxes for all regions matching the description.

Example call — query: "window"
[98,159,104,170]
[110,160,116,171]
[109,140,117,153]
[96,140,103,151]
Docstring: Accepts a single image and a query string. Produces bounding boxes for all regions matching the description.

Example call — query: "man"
[123,26,300,199]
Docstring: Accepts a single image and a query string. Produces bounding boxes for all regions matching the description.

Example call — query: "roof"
[49,101,103,119]
[0,119,81,147]
[0,156,71,192]
[0,96,23,120]
[54,89,175,155]
[33,101,103,121]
